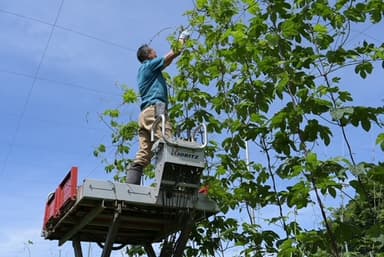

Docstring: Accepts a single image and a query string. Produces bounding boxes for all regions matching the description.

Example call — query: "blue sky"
[0,1,383,257]
[0,1,192,256]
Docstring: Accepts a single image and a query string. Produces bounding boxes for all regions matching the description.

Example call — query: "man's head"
[137,44,157,63]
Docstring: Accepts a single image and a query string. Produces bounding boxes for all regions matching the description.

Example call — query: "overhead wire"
[0,6,137,97]
[147,26,175,45]
[0,8,136,52]
[0,0,65,175]
[0,68,120,97]
[0,8,130,154]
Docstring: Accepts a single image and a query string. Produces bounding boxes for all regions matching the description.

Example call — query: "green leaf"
[306,152,318,170]
[272,132,292,155]
[93,144,106,157]
[354,61,373,78]
[350,163,366,176]
[361,116,371,131]
[286,181,310,209]
[279,238,300,257]
[376,133,384,151]
[344,3,367,22]
[281,19,298,39]
[330,107,354,120]
[123,88,138,103]
[103,109,120,118]
[313,24,328,34]
[370,164,384,183]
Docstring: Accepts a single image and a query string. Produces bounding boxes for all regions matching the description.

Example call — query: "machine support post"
[144,243,157,257]
[173,213,195,257]
[101,203,122,257]
[72,237,83,257]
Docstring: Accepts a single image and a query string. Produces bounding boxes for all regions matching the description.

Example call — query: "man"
[126,30,190,185]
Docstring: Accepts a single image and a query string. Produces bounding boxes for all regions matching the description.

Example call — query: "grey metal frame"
[150,114,208,149]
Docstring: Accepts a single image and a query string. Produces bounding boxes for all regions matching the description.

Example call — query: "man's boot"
[126,163,143,185]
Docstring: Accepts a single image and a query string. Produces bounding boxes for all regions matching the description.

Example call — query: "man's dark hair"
[137,44,151,63]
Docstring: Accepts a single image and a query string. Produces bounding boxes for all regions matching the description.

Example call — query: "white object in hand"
[179,30,190,40]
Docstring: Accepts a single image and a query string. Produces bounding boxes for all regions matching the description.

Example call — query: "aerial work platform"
[42,116,219,257]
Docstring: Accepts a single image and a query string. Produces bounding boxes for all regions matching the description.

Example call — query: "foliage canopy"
[96,0,384,256]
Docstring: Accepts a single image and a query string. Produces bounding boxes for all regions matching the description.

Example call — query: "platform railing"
[150,114,208,149]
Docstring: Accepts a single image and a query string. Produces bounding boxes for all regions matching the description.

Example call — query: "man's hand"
[164,29,190,67]
[178,30,190,41]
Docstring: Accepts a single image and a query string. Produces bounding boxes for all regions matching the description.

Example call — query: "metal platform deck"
[43,180,219,247]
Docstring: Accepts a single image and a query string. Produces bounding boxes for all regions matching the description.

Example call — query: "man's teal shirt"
[137,56,168,110]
